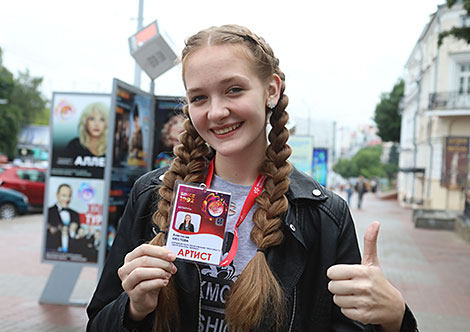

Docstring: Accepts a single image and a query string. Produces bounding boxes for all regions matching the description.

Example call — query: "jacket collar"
[286,166,328,202]
[152,165,328,202]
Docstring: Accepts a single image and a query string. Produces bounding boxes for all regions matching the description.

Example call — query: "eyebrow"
[186,75,250,95]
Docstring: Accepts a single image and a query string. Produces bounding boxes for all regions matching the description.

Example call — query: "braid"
[225,97,291,332]
[150,104,210,332]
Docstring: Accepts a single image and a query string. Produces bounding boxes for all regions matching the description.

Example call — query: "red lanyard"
[205,159,266,267]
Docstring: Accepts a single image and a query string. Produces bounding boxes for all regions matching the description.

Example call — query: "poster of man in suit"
[43,177,104,263]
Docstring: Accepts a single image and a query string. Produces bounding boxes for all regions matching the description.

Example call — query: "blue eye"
[228,87,242,94]
[190,95,206,103]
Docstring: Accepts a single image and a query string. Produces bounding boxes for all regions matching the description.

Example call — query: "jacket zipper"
[194,263,202,331]
[287,287,296,332]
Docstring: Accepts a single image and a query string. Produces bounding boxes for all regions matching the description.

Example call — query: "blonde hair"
[78,102,108,156]
[150,24,292,332]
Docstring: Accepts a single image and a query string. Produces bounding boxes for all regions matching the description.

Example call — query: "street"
[0,192,469,331]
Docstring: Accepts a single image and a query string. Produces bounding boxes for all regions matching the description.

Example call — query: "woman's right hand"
[118,244,177,321]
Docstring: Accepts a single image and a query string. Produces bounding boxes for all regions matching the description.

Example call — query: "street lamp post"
[134,0,144,89]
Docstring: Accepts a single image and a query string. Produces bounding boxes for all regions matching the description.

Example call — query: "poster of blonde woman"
[50,93,110,179]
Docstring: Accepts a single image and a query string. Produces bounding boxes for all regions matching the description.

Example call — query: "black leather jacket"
[87,166,418,332]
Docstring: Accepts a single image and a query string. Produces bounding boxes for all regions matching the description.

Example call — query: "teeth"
[213,123,241,135]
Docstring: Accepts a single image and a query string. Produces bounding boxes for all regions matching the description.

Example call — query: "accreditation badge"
[166,182,231,265]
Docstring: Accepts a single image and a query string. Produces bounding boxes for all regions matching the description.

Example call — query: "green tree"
[352,145,386,178]
[0,47,48,158]
[373,79,404,143]
[33,106,50,125]
[333,158,358,178]
[10,70,48,128]
[333,144,399,185]
[438,0,470,47]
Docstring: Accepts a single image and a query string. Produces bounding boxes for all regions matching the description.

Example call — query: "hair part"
[150,24,291,332]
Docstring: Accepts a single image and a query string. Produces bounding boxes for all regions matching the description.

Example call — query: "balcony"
[428,91,470,116]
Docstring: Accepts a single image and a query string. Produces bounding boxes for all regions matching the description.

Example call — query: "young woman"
[178,214,195,232]
[66,102,108,157]
[87,25,418,332]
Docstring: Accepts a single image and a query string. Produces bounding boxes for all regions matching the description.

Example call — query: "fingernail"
[172,265,177,274]
[163,279,169,285]
[165,272,171,279]
[168,253,176,260]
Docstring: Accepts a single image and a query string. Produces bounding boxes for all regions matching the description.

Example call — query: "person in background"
[345,181,353,206]
[355,175,368,209]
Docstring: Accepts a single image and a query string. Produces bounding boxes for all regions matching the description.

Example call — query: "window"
[461,15,470,28]
[458,64,470,94]
[16,169,45,182]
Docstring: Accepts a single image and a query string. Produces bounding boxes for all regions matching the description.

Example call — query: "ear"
[266,73,282,107]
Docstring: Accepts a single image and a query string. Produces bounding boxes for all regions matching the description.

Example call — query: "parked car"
[0,187,29,219]
[0,166,46,207]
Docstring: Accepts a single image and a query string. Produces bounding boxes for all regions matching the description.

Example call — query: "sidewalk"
[347,192,470,332]
[0,213,97,331]
[0,193,469,331]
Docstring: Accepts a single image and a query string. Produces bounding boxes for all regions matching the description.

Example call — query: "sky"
[0,0,445,129]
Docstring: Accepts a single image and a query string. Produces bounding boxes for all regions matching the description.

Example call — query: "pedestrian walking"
[87,24,418,332]
[345,182,353,206]
[355,175,368,209]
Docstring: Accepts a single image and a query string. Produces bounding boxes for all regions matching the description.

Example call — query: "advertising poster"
[153,97,185,169]
[288,135,314,175]
[106,80,155,253]
[44,176,104,263]
[50,93,111,179]
[313,148,328,187]
[441,137,469,189]
[43,93,110,265]
[112,86,152,169]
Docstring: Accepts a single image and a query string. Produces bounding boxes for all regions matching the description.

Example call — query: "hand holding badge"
[166,159,266,266]
[166,182,231,265]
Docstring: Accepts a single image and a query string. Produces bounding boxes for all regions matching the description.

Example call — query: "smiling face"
[57,185,72,208]
[184,45,272,160]
[87,111,106,138]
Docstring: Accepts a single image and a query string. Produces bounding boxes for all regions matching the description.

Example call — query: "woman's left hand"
[327,222,405,332]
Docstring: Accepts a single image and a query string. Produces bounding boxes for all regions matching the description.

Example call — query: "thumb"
[361,221,380,266]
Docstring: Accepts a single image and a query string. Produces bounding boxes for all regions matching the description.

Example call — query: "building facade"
[399,2,470,235]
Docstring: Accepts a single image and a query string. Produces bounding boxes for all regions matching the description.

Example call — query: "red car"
[0,166,46,207]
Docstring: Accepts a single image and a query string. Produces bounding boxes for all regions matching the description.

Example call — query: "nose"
[207,97,230,123]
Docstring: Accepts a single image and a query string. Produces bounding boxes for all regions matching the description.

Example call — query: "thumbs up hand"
[327,222,406,332]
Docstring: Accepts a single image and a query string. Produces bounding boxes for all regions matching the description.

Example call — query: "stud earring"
[267,100,276,109]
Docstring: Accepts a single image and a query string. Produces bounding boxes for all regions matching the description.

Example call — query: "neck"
[214,150,266,186]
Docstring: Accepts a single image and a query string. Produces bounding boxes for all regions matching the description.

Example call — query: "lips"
[212,123,242,135]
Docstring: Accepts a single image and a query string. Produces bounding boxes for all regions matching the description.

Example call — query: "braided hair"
[150,24,292,332]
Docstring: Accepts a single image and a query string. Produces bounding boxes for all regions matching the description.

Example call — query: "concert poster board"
[101,79,185,267]
[288,135,314,176]
[312,148,328,187]
[102,79,154,261]
[152,96,185,169]
[42,92,110,264]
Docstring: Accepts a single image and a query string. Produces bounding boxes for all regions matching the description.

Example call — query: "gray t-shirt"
[198,174,258,331]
